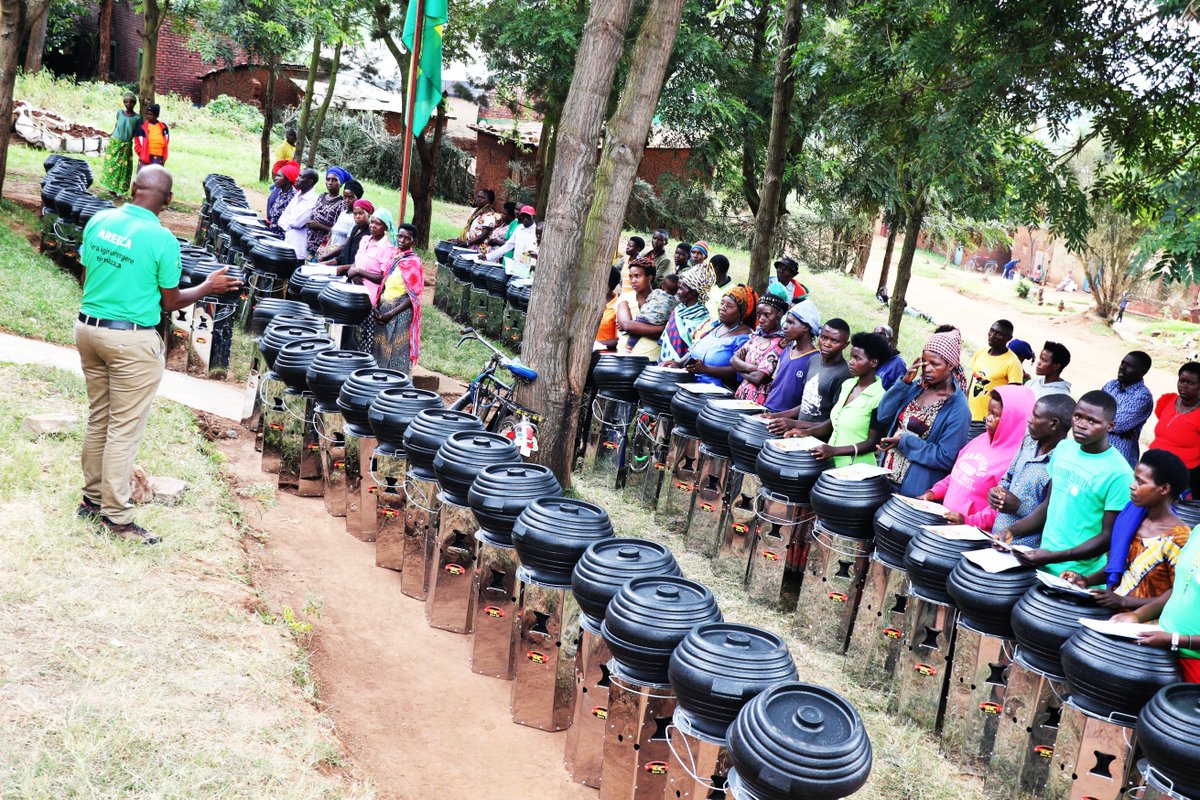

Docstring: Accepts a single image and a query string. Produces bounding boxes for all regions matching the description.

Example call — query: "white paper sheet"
[708,399,766,411]
[896,495,952,516]
[922,524,991,541]
[824,463,893,481]
[1035,571,1094,597]
[298,264,338,277]
[769,436,826,452]
[1078,619,1162,639]
[679,383,731,395]
[963,548,1026,573]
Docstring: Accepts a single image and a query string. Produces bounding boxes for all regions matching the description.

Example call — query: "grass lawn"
[0,200,80,345]
[0,363,371,798]
[572,471,982,800]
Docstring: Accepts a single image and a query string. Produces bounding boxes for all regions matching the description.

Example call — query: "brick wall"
[199,66,306,108]
[473,130,695,205]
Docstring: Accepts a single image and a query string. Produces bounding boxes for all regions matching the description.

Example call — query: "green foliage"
[203,95,265,131]
[45,0,90,56]
[0,201,81,345]
[1016,279,1032,300]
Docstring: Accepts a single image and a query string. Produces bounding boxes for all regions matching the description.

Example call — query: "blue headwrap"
[325,166,353,185]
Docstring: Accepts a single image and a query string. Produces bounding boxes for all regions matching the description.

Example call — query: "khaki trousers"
[75,321,165,525]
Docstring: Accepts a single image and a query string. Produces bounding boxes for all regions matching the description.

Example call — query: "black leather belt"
[77,313,156,331]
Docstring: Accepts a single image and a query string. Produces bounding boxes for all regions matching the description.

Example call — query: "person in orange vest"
[133,103,170,170]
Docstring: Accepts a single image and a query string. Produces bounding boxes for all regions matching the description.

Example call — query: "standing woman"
[346,206,395,350]
[100,92,139,196]
[306,167,352,260]
[659,263,715,364]
[731,293,788,405]
[318,179,364,262]
[804,332,891,466]
[683,285,756,389]
[1149,361,1200,491]
[875,326,972,497]
[324,199,372,268]
[374,223,424,374]
[265,162,298,235]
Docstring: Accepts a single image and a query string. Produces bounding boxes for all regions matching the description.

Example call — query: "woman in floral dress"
[731,293,788,405]
[305,166,352,260]
[100,92,139,196]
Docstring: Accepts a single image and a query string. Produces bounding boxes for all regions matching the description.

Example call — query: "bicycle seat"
[502,360,537,381]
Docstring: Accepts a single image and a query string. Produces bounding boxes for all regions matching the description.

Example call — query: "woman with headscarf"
[346,207,396,351]
[266,162,299,235]
[100,91,139,196]
[689,241,709,265]
[918,384,1036,527]
[459,189,498,249]
[324,199,373,268]
[682,285,757,389]
[374,222,423,374]
[874,326,972,497]
[659,263,715,365]
[305,166,353,260]
[319,179,365,261]
[731,293,788,405]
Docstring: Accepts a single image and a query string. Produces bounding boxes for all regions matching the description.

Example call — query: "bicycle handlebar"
[455,327,537,382]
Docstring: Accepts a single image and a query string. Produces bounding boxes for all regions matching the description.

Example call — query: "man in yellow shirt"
[966,318,1025,420]
[274,129,296,162]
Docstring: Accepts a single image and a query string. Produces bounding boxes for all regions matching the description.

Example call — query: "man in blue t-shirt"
[1001,391,1134,576]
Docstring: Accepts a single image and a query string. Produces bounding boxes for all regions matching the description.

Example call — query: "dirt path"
[860,236,1178,400]
[222,434,594,800]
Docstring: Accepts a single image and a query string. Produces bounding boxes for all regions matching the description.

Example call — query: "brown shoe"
[76,497,102,521]
[100,517,161,545]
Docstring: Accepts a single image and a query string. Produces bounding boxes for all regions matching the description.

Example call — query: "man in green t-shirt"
[1003,390,1133,576]
[76,165,241,544]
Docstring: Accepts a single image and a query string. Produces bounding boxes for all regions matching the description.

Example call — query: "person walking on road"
[76,165,242,543]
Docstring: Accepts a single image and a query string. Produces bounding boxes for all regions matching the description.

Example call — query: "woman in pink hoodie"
[919,383,1036,528]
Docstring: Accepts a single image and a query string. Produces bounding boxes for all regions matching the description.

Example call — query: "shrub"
[1016,278,1032,299]
[204,95,264,132]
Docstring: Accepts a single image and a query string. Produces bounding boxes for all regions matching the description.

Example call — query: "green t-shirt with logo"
[80,204,181,327]
[1040,439,1132,576]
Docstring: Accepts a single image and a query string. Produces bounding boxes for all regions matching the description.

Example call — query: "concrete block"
[20,413,76,435]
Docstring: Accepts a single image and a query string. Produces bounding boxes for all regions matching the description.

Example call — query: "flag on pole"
[401,0,447,137]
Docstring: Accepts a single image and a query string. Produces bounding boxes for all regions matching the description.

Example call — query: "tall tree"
[513,0,637,483]
[746,0,801,292]
[0,0,52,196]
[94,0,112,79]
[293,37,322,163]
[137,0,169,106]
[21,1,46,70]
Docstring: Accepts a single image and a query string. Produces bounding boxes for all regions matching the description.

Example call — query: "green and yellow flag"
[401,0,447,136]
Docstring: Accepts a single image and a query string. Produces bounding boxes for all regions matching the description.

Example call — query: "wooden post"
[397,0,426,224]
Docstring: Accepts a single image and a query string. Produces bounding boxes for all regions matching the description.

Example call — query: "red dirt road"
[223,434,595,800]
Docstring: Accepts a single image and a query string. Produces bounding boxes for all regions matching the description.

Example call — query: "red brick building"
[199,64,308,109]
[472,124,696,202]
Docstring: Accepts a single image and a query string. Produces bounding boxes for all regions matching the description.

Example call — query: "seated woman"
[485,201,518,252]
[346,207,395,351]
[458,189,498,250]
[615,259,665,358]
[373,223,423,374]
[318,179,365,262]
[659,264,715,365]
[731,293,788,405]
[682,285,756,389]
[1149,361,1200,492]
[918,384,1035,526]
[1110,526,1200,682]
[322,199,372,268]
[875,326,972,497]
[1062,449,1190,610]
[803,332,890,466]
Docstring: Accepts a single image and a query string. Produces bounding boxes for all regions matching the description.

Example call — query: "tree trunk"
[294,36,321,164]
[747,0,802,294]
[534,119,557,215]
[531,113,556,207]
[95,0,112,79]
[258,58,277,182]
[852,227,872,278]
[877,217,898,293]
[411,99,447,250]
[738,0,770,215]
[305,36,343,168]
[22,1,45,71]
[0,0,50,197]
[887,198,926,335]
[138,0,167,107]
[514,0,637,484]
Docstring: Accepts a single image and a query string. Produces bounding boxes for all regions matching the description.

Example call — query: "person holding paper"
[1061,449,1190,608]
[989,393,1075,545]
[1004,391,1135,577]
[763,319,851,434]
[801,332,890,467]
[1110,531,1200,682]
[486,206,537,264]
[874,326,972,497]
[918,384,1035,527]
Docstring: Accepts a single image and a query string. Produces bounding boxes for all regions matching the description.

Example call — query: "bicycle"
[449,327,543,442]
